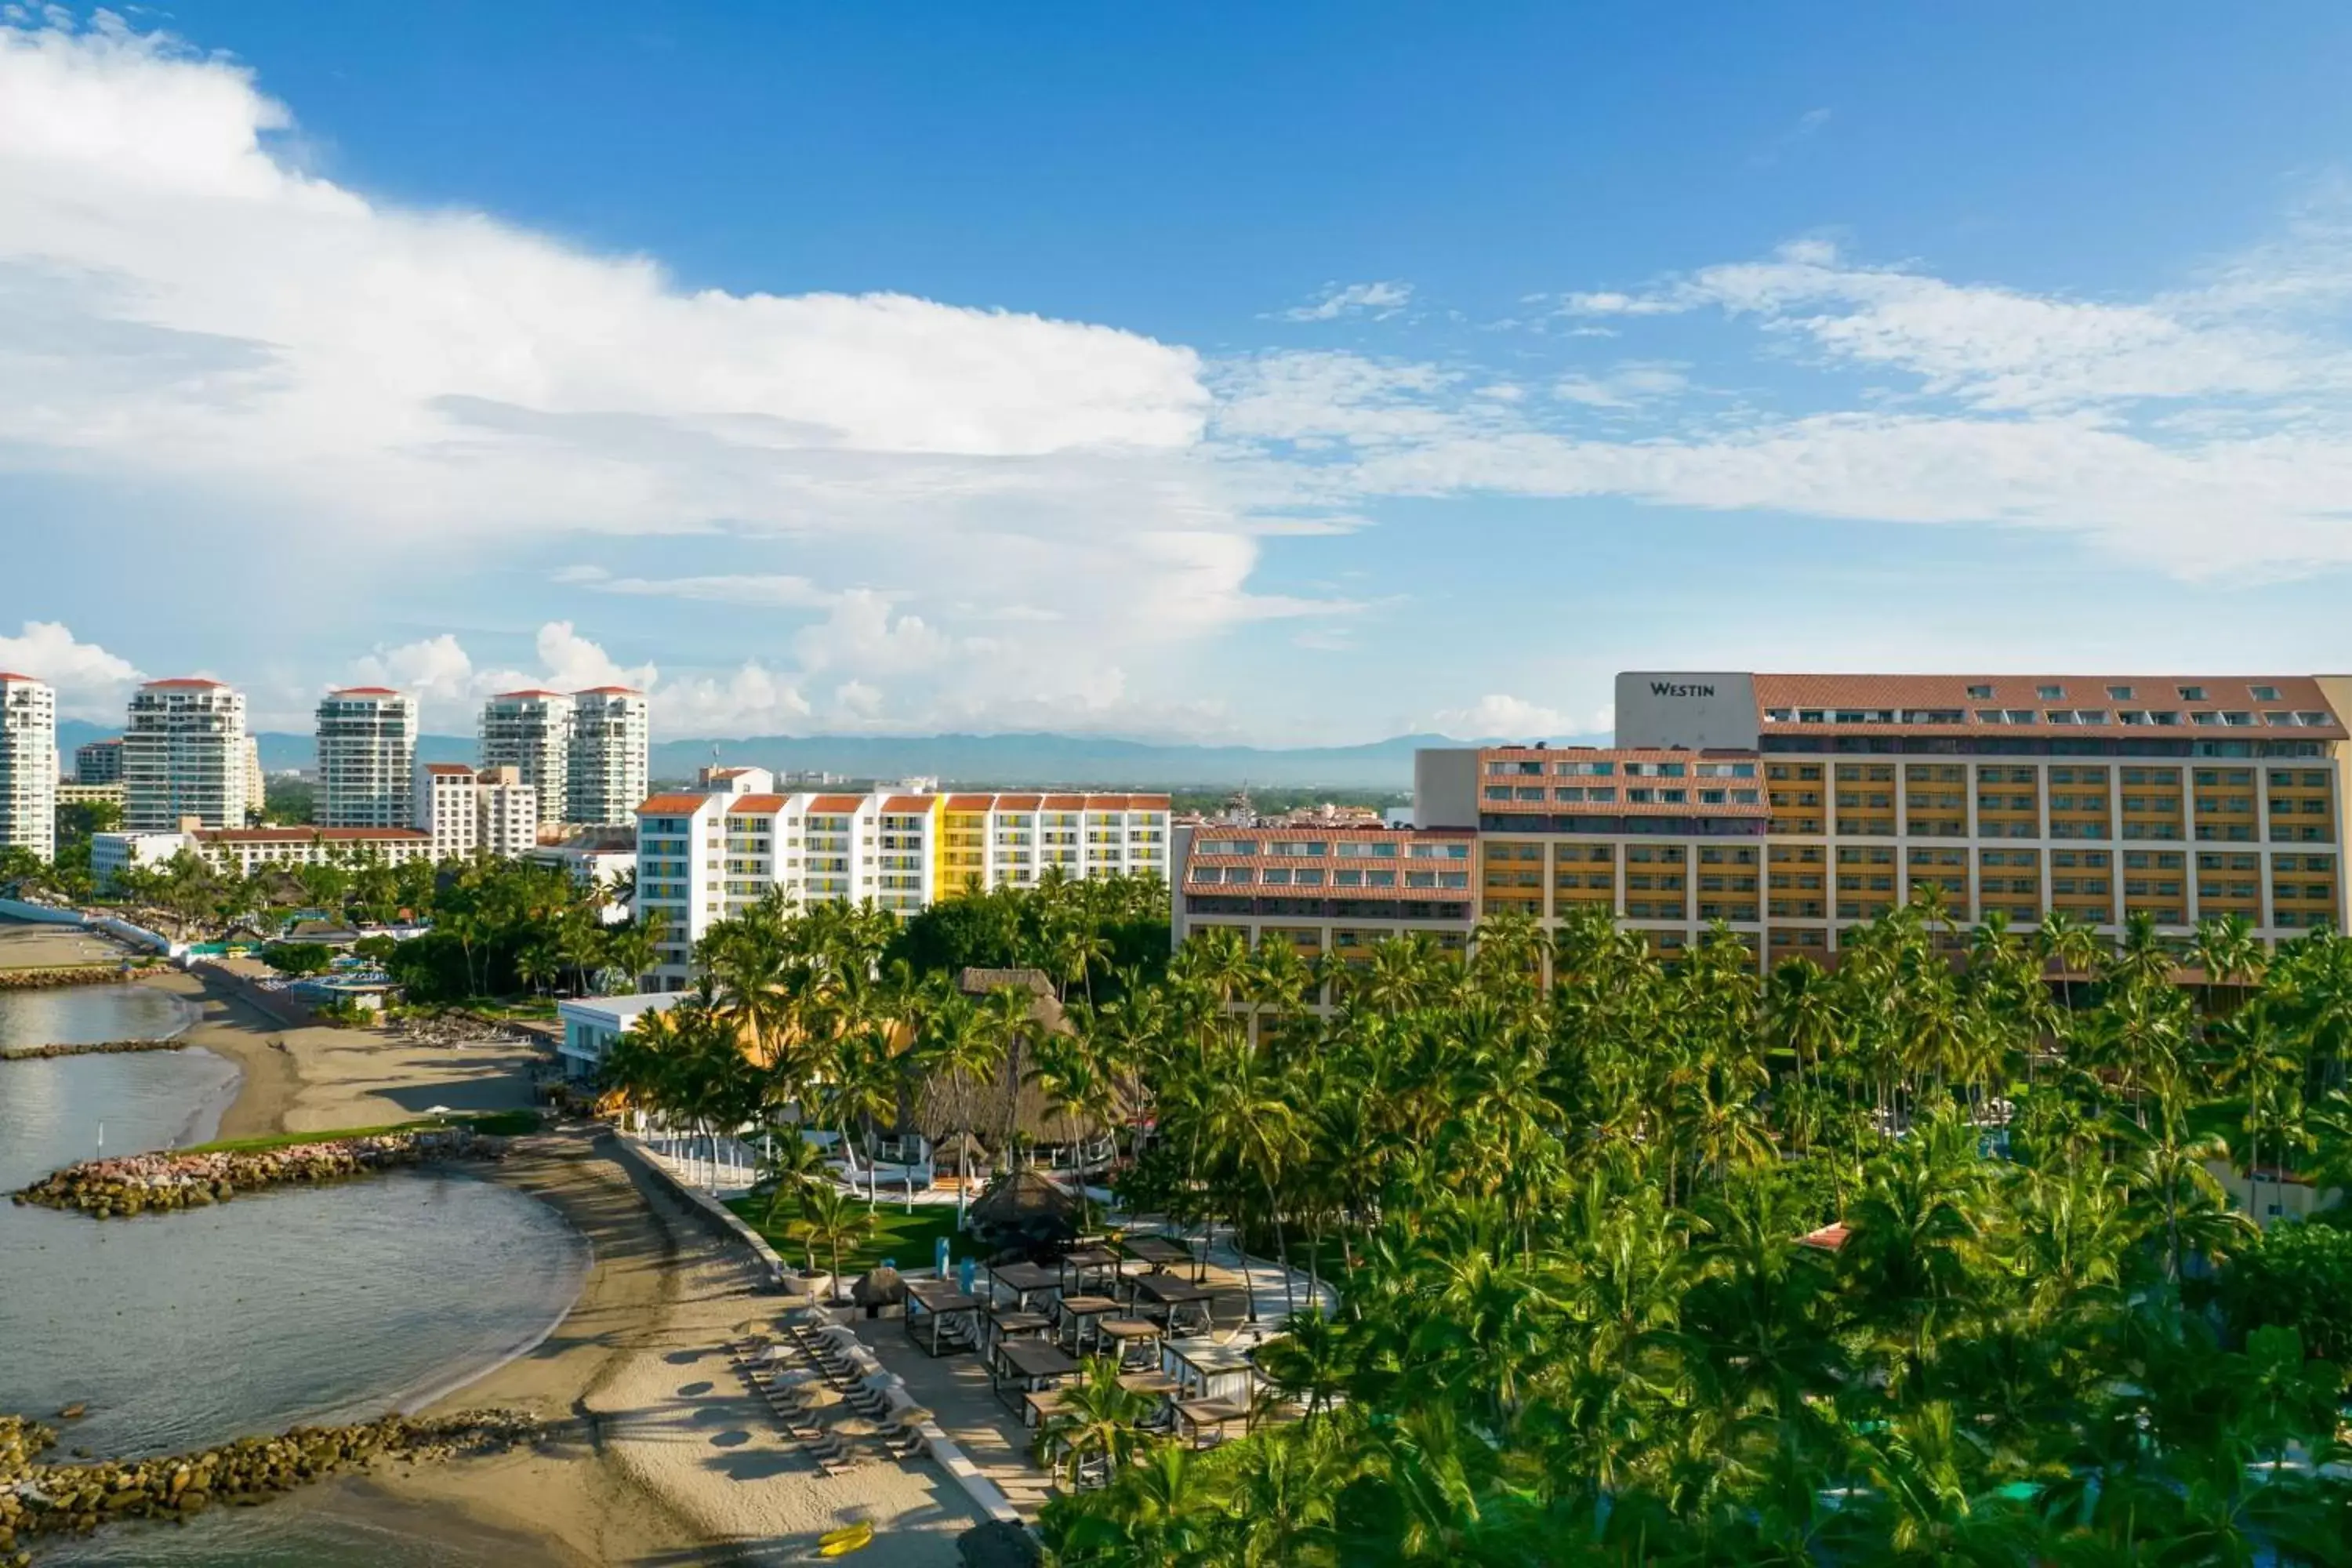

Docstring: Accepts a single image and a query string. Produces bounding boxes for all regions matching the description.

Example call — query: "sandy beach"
[13,933,985,1567]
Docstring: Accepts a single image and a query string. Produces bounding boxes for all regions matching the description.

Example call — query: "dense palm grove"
[589,878,2352,1565]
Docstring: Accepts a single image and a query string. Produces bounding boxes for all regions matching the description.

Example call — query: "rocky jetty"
[0,967,126,994]
[0,1039,189,1063]
[11,1129,505,1218]
[0,1408,540,1560]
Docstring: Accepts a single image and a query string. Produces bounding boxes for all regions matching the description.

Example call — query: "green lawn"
[724,1193,970,1276]
[184,1109,541,1155]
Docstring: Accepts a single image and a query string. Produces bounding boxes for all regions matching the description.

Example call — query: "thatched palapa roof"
[967,1169,1078,1235]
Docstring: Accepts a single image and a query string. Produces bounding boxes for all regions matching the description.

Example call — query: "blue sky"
[5,4,2352,742]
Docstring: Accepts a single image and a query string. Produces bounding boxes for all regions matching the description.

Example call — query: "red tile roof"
[881,795,936,813]
[1751,674,2346,740]
[574,685,641,695]
[330,686,401,697]
[143,677,226,689]
[994,795,1043,811]
[725,794,788,813]
[0,671,39,682]
[1797,1221,1851,1252]
[492,688,566,700]
[196,827,430,844]
[637,793,713,815]
[806,794,864,813]
[1039,794,1086,809]
[423,763,475,776]
[943,794,996,811]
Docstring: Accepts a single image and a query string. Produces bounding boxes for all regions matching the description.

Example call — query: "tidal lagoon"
[0,978,589,1564]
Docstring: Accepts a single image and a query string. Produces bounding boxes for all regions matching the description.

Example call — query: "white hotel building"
[416,763,540,860]
[0,673,57,862]
[634,769,1171,987]
[316,688,419,828]
[481,691,574,829]
[123,679,249,831]
[568,687,649,828]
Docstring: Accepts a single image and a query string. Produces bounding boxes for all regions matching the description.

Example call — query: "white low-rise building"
[90,829,194,887]
[555,989,687,1083]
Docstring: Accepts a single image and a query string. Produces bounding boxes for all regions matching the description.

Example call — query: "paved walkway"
[845,1318,1057,1519]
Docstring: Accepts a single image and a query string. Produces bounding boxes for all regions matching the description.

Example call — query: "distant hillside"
[57,720,1483,789]
[53,720,1585,790]
[644,731,1467,789]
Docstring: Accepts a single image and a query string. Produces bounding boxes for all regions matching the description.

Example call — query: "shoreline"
[8,924,976,1566]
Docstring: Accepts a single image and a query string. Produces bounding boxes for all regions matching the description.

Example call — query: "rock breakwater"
[0,1408,541,1562]
[0,967,127,994]
[11,1131,505,1218]
[0,1040,189,1063]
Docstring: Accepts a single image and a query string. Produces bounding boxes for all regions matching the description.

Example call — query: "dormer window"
[2177,684,2206,702]
[2250,684,2281,702]
[1966,684,1994,700]
[2036,684,2066,700]
[2107,684,2135,700]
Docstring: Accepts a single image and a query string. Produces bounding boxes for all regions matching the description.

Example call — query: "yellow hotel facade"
[1172,671,2351,969]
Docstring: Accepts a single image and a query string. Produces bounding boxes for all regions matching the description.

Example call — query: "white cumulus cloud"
[0,621,143,720]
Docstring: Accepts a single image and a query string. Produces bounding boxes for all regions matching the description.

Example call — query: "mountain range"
[54,720,1494,791]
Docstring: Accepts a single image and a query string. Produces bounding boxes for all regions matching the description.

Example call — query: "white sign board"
[1613,672,1759,750]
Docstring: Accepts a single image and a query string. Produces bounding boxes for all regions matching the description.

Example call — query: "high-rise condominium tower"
[568,688,649,827]
[316,688,419,828]
[74,737,122,784]
[481,691,573,829]
[0,673,57,862]
[123,679,249,830]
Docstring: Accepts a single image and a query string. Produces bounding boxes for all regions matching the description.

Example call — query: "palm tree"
[788,1183,873,1294]
[913,993,1001,1230]
[1033,1356,1152,1489]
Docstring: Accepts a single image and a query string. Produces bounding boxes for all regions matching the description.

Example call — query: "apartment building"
[415,763,539,860]
[480,691,573,829]
[636,771,1171,986]
[0,673,57,862]
[1171,670,2350,974]
[93,824,433,884]
[1171,823,1479,964]
[122,679,249,830]
[73,737,122,785]
[568,688,649,827]
[316,688,419,828]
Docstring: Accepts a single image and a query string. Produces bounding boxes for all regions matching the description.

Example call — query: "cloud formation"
[1277,281,1414,322]
[0,621,143,720]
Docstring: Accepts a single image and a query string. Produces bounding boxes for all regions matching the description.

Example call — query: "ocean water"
[0,976,589,1566]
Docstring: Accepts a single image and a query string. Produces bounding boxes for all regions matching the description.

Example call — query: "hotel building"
[0,673,57,862]
[73,737,122,785]
[316,688,419,829]
[122,679,249,831]
[568,688,649,827]
[1172,670,2350,973]
[481,691,574,829]
[93,824,433,885]
[635,769,1171,986]
[415,763,539,860]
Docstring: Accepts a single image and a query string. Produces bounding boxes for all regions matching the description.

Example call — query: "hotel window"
[2191,712,2221,726]
[2075,711,2109,725]
[1967,684,1995,699]
[2005,710,2038,725]
[2251,684,2281,702]
[2118,710,2151,725]
[2107,684,2135,700]
[1798,710,1826,723]
[1976,709,2005,724]
[2037,684,2066,700]
[1294,869,1325,886]
[1764,708,1792,722]
[1407,842,1468,858]
[2297,712,2332,726]
[2178,685,2206,701]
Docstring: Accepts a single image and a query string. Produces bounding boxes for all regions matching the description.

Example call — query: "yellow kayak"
[818,1520,876,1556]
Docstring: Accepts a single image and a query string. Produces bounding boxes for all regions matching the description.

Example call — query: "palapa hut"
[964,1167,1080,1250]
[887,967,1127,1178]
